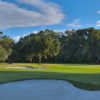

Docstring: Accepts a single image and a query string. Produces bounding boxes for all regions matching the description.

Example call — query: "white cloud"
[54,29,65,33]
[13,36,21,42]
[67,19,82,28]
[97,10,100,14]
[96,20,100,26]
[13,30,38,42]
[96,10,100,27]
[0,0,64,30]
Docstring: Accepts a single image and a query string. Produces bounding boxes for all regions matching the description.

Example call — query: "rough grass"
[0,63,100,85]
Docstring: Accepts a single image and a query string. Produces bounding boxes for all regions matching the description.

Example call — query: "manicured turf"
[0,63,100,86]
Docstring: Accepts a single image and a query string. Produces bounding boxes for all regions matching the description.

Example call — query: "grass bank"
[0,63,100,86]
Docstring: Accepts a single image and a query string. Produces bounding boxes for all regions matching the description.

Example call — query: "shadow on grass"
[0,71,100,91]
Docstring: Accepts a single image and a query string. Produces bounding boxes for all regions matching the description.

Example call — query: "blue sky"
[0,0,100,41]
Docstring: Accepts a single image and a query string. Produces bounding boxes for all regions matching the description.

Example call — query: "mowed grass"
[0,63,100,85]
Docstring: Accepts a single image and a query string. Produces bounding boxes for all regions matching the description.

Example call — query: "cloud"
[96,20,100,26]
[13,30,38,42]
[13,36,21,42]
[67,19,82,28]
[96,10,100,27]
[0,0,64,30]
[97,10,100,14]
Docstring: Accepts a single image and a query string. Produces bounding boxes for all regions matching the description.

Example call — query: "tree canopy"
[0,33,14,62]
[1,28,100,63]
[11,30,60,63]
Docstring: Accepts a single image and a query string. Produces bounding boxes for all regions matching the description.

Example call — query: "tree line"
[0,27,100,64]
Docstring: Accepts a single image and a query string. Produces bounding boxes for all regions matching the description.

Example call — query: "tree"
[0,32,3,41]
[9,28,100,63]
[0,36,14,62]
[0,46,8,62]
[13,30,61,63]
[0,32,3,35]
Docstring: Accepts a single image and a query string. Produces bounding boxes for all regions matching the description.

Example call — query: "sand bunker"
[0,80,100,100]
[7,66,45,69]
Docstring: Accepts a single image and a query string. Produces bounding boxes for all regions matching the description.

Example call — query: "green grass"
[0,63,100,87]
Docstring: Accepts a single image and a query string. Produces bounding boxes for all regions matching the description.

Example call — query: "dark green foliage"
[11,30,61,63]
[60,28,100,63]
[2,28,100,63]
[0,33,14,62]
[0,46,8,62]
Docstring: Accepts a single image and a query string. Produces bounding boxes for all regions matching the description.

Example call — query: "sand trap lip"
[0,80,100,100]
[7,66,45,69]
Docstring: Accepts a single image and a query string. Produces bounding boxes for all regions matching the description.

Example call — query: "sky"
[1,0,100,41]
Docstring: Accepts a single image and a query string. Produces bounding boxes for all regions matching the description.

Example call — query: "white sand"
[0,80,100,100]
[7,66,27,69]
[7,66,45,69]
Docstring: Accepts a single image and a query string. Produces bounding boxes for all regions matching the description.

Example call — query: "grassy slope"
[0,63,100,85]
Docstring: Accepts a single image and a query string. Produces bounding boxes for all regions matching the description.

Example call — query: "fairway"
[0,63,100,89]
